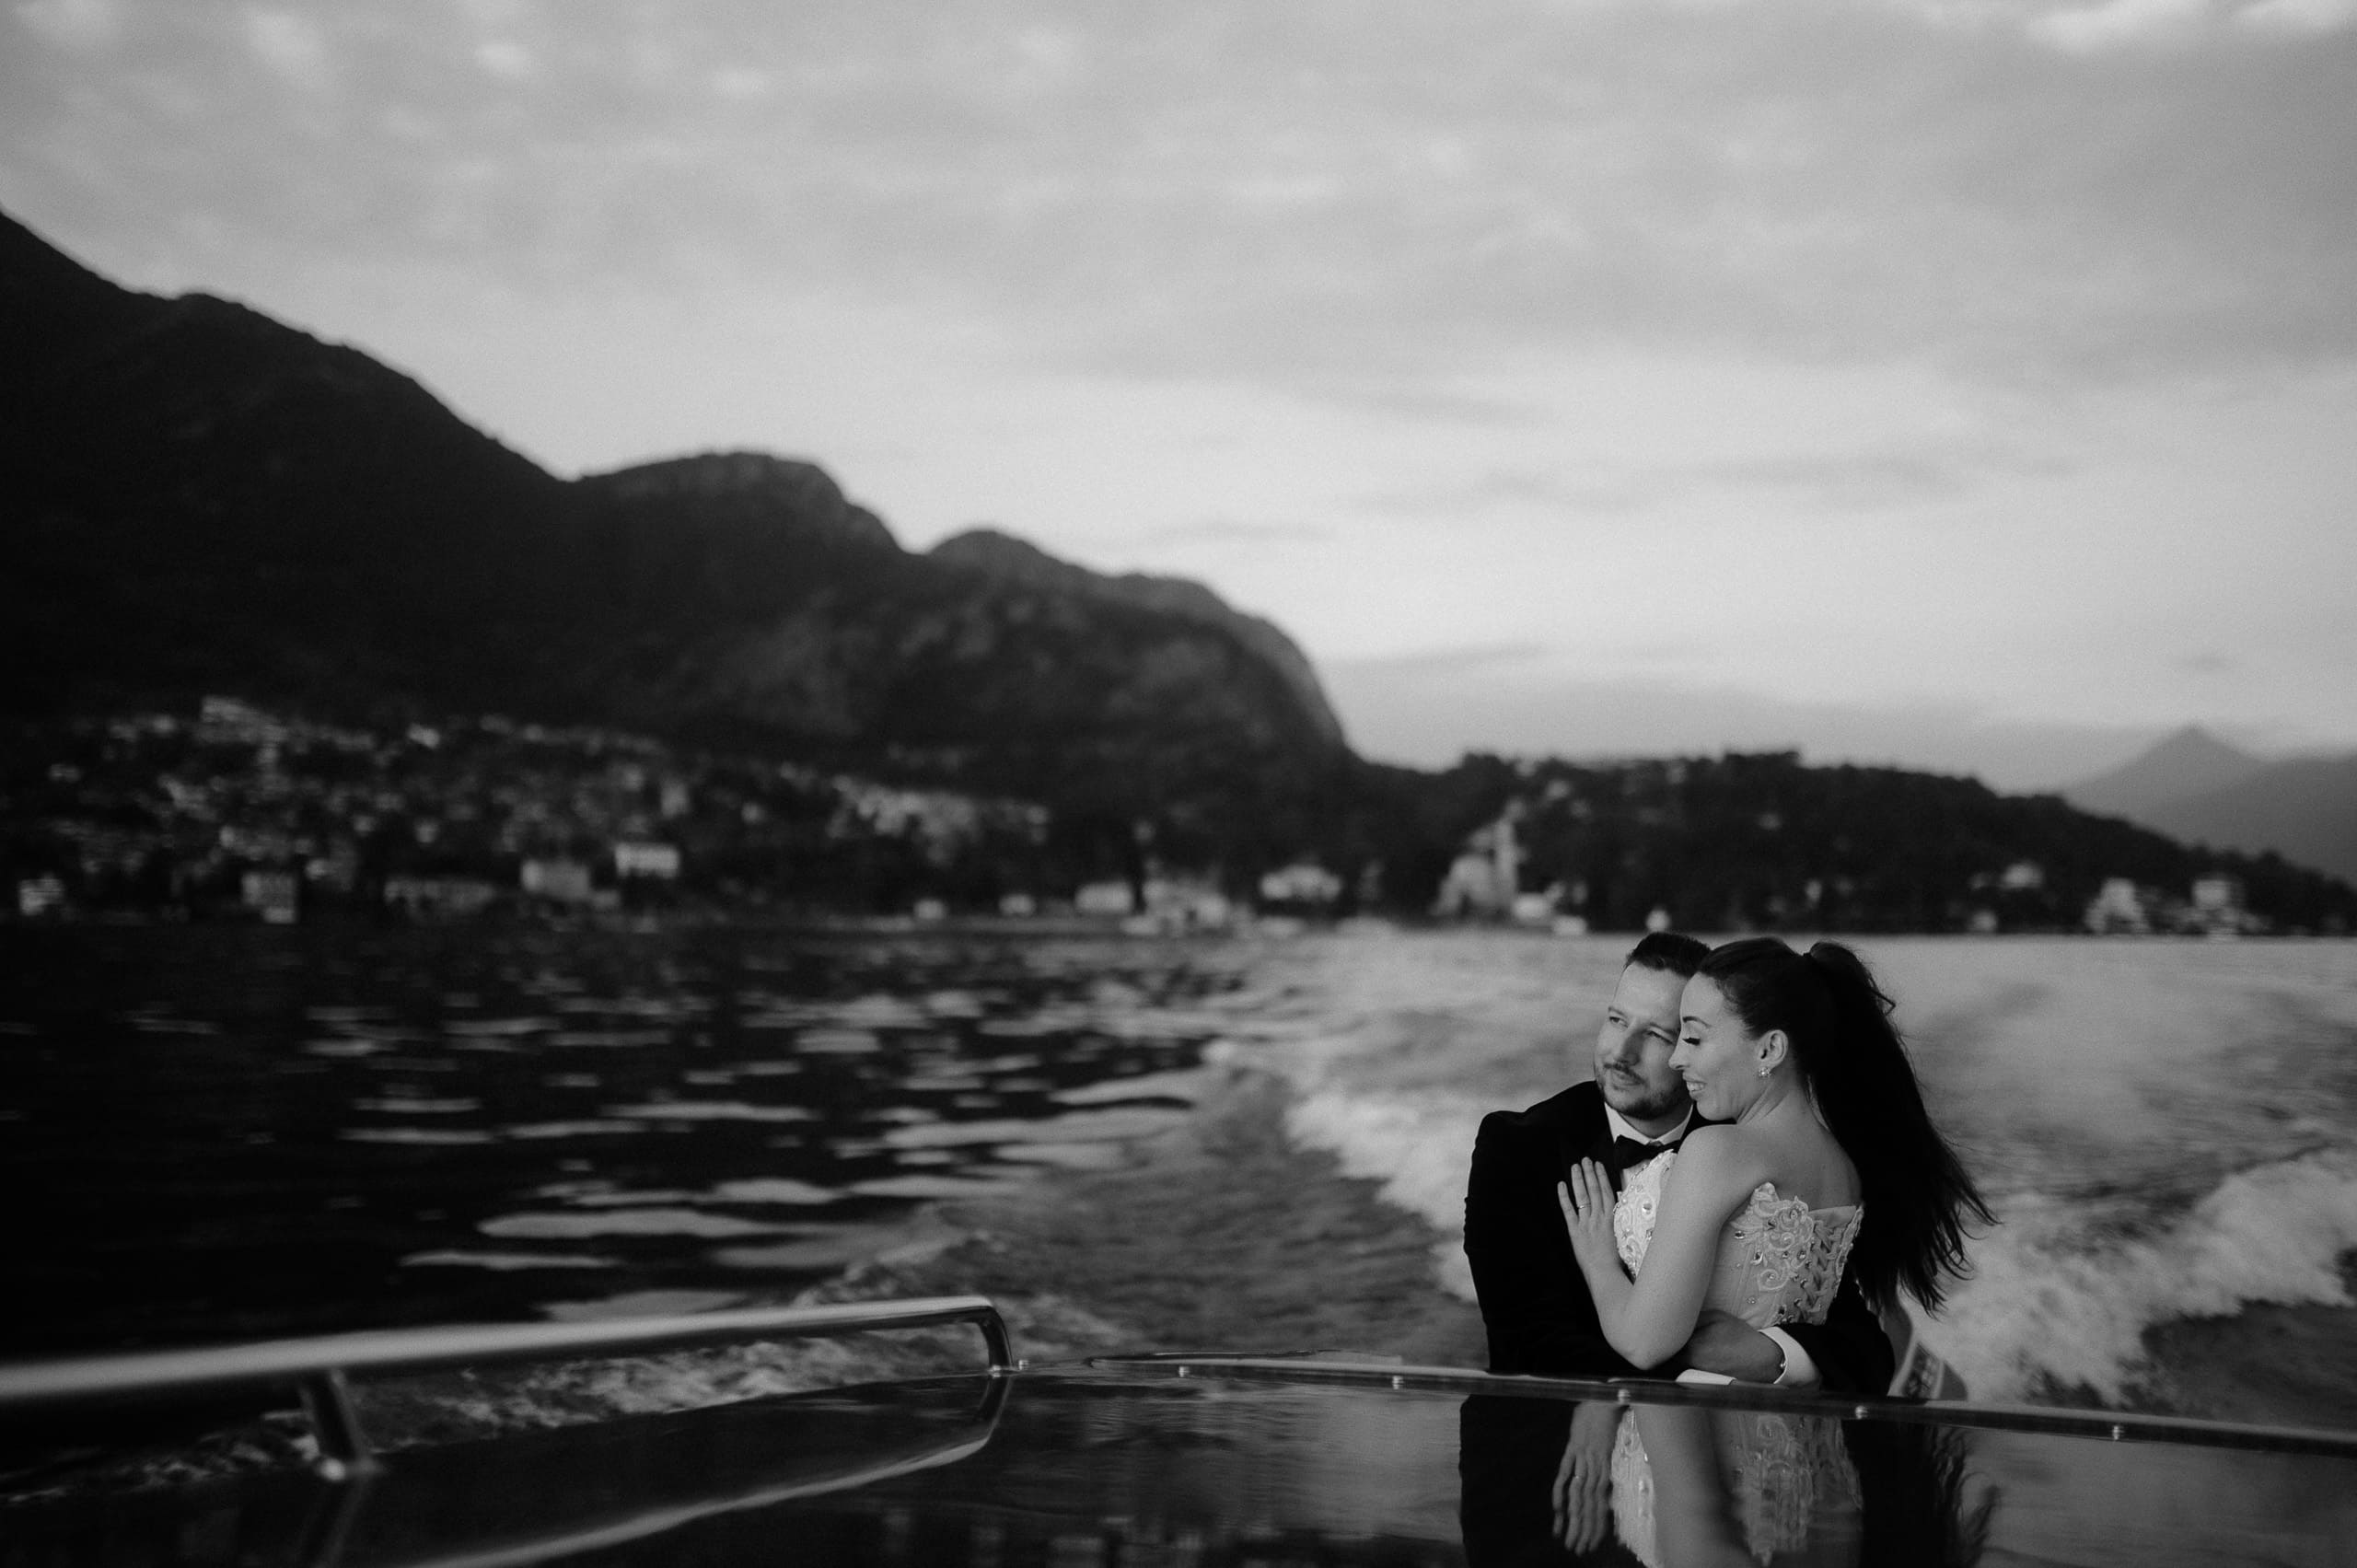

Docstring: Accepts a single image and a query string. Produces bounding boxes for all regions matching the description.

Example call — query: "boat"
[5,1295,2354,1565]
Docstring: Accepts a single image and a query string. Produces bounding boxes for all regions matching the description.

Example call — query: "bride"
[1558,936,1989,1375]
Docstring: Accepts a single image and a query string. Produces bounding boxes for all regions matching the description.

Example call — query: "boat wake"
[1927,1149,2357,1409]
[1277,1072,2357,1418]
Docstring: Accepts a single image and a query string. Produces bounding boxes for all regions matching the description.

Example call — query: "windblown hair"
[1625,930,1709,979]
[1696,936,1992,1314]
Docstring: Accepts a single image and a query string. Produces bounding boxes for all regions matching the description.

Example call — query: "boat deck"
[6,1300,2353,1565]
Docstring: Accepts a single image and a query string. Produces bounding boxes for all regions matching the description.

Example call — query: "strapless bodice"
[1613,1150,1862,1330]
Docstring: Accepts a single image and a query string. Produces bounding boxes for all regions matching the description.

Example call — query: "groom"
[1463,931,1894,1392]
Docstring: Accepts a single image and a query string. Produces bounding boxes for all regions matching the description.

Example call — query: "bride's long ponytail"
[1696,937,1992,1314]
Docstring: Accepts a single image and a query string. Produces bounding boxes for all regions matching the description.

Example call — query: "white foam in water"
[342,1126,496,1144]
[501,1120,641,1139]
[1283,1074,2357,1400]
[605,1099,817,1122]
[1241,932,2357,1412]
[1283,1086,1493,1299]
[795,1027,883,1053]
[402,1249,615,1271]
[482,1208,793,1239]
[1925,1150,2357,1403]
[1054,1066,1210,1106]
[708,1177,841,1205]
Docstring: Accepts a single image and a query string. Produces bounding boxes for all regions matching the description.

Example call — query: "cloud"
[1328,642,1556,679]
[1688,450,1980,509]
[240,6,335,92]
[1318,663,2177,791]
[2026,0,2217,49]
[474,39,536,82]
[1131,517,1331,547]
[1887,0,2357,46]
[1355,432,2065,522]
[1358,468,1650,518]
[2237,0,2357,30]
[1302,382,1548,427]
[14,0,118,51]
[711,64,771,100]
[17,0,2351,391]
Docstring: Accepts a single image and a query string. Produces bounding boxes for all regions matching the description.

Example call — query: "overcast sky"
[6,0,2353,788]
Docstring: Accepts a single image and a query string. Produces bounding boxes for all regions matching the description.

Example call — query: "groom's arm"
[1678,1277,1897,1393]
[1776,1278,1897,1396]
[1464,1109,1637,1377]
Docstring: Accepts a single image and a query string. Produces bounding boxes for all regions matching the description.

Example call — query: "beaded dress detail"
[1606,1150,1865,1564]
[1611,1149,1862,1331]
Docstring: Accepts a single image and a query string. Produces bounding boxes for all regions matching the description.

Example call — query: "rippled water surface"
[0,923,1255,1353]
[9,923,2357,1429]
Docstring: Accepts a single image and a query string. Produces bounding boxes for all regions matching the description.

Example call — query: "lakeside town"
[1,697,2317,939]
[2,697,1290,931]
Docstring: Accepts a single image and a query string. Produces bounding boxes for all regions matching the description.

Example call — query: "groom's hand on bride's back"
[1678,1310,1785,1382]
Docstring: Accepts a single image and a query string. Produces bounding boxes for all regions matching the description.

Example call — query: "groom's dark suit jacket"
[1465,1080,1895,1394]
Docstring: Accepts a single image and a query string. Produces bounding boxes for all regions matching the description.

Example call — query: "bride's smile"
[1671,977,1774,1122]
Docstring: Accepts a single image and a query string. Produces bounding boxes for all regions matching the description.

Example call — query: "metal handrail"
[1087,1353,2357,1458]
[0,1295,1013,1473]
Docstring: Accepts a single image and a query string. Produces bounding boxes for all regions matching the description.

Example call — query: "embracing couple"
[1464,931,1990,1393]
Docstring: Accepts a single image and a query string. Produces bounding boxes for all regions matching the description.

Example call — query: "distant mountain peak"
[595,450,842,502]
[928,525,1057,571]
[933,528,1212,612]
[2144,724,2258,767]
[578,450,900,554]
[930,527,1347,749]
[2065,723,2270,821]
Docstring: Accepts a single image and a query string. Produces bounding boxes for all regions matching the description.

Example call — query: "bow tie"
[1611,1135,1679,1171]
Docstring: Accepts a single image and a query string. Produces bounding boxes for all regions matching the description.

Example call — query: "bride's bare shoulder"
[1667,1124,1776,1200]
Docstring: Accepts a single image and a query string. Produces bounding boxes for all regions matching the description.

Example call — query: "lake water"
[6,923,2355,1430]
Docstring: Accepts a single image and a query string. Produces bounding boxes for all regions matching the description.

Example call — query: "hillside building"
[520,858,596,903]
[2191,874,2250,935]
[1258,862,1343,908]
[612,841,682,879]
[240,869,299,924]
[1433,815,1522,919]
[384,877,500,918]
[2084,878,2151,935]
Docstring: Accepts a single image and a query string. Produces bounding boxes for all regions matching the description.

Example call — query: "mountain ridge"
[0,206,1352,864]
[2066,726,2268,818]
[2064,726,2357,884]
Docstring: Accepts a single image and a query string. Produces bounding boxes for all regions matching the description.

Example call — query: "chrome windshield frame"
[0,1295,1014,1474]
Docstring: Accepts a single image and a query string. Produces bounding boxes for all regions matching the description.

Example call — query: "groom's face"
[1592,963,1690,1123]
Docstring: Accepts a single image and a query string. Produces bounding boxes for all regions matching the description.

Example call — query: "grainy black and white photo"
[4,2,2354,1562]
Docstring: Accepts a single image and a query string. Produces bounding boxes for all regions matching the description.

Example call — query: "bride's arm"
[1560,1129,1756,1368]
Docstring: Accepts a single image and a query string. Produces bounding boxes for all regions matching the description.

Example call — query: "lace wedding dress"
[1607,1151,1865,1565]
[1611,1150,1863,1330]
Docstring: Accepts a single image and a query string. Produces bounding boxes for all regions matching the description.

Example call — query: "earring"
[1755,1064,1770,1077]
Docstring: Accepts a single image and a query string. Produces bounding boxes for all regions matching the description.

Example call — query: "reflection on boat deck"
[1462,1392,1976,1565]
[9,1329,2357,1566]
[2,1376,1007,1568]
